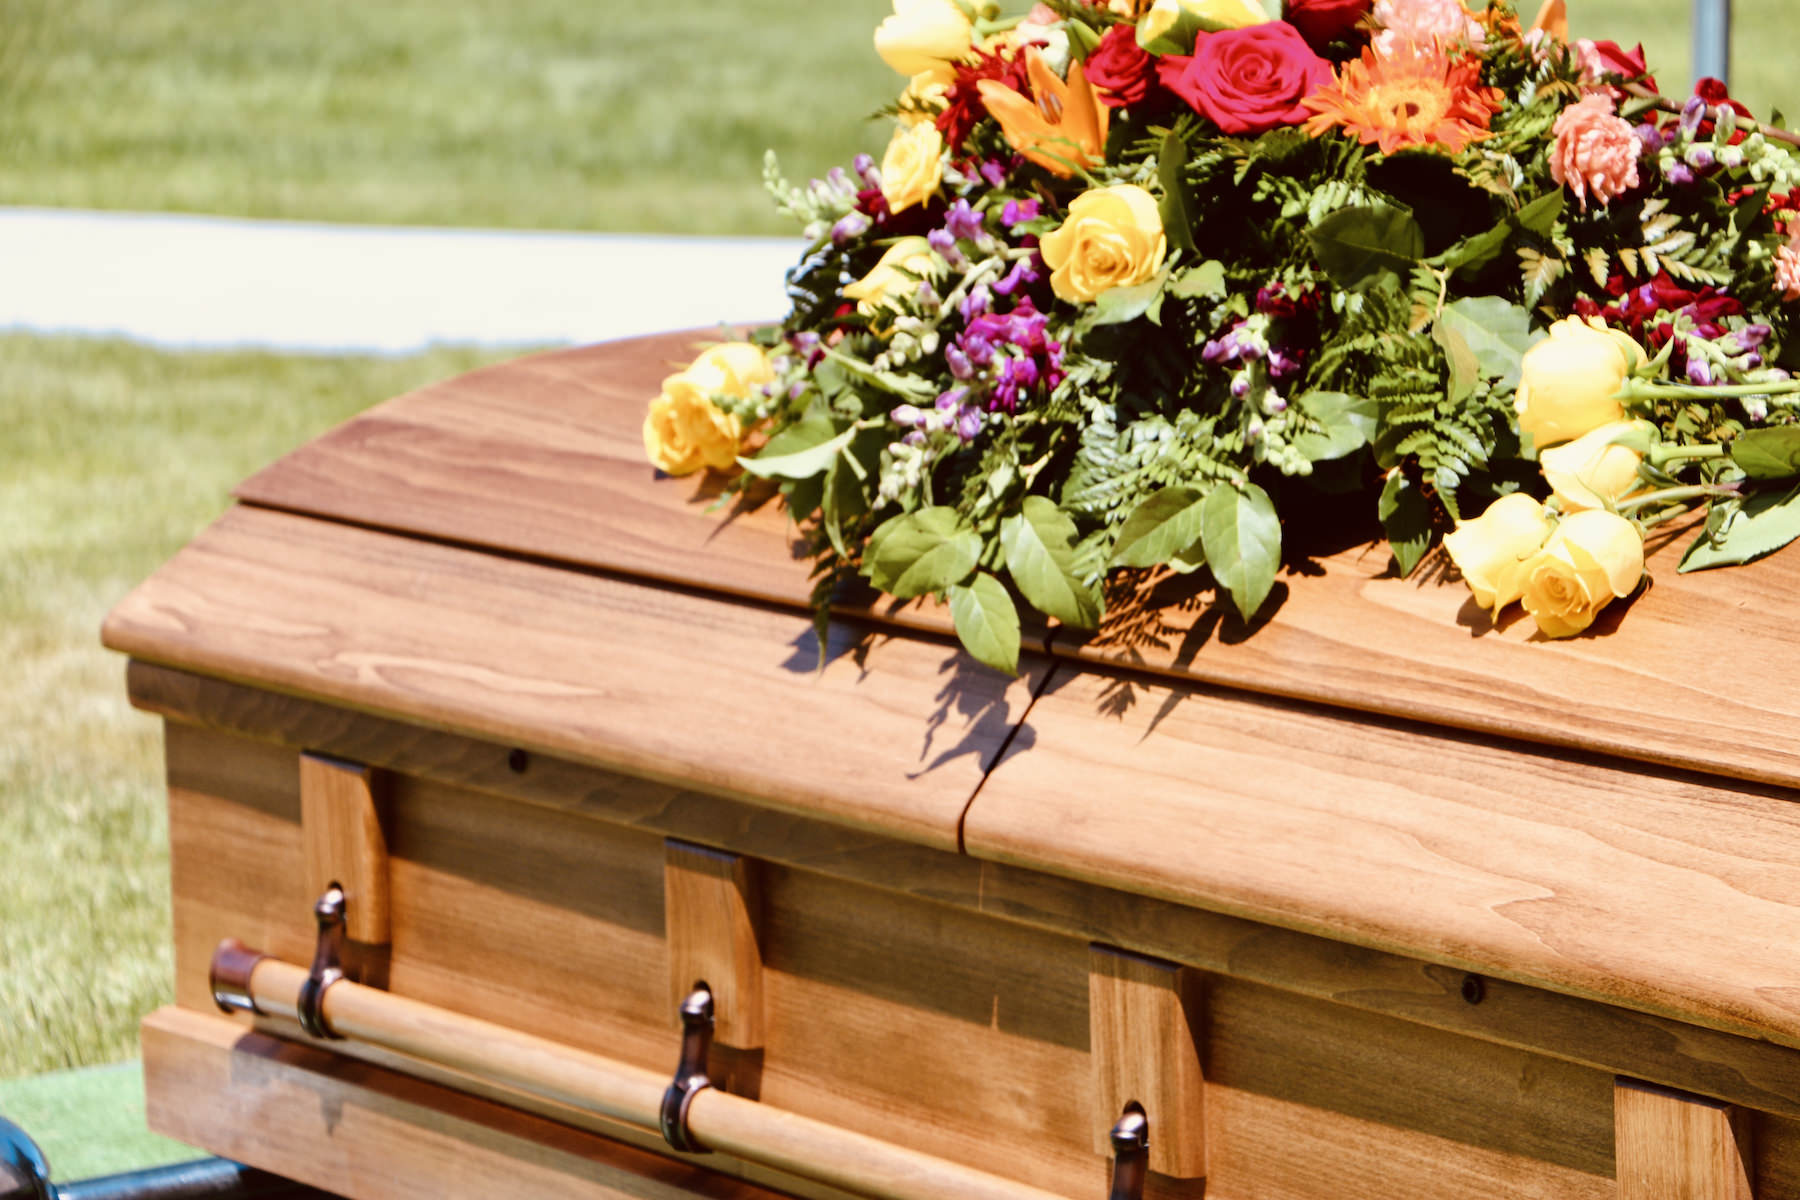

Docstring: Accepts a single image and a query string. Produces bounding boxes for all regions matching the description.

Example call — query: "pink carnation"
[1777,225,1800,302]
[1550,93,1642,210]
[1370,0,1485,56]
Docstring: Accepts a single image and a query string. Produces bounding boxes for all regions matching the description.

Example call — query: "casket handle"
[658,984,715,1154]
[1107,1106,1149,1200]
[208,940,1114,1200]
[295,885,348,1041]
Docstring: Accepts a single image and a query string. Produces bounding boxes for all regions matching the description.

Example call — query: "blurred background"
[1,0,1794,1180]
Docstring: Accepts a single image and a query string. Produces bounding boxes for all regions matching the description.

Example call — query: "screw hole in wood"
[1461,973,1485,1005]
[507,748,529,774]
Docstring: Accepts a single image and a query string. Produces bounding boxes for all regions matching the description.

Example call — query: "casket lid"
[229,332,1800,794]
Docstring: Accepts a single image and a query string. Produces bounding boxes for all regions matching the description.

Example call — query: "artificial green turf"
[0,335,522,1079]
[0,0,1792,237]
[0,1062,193,1180]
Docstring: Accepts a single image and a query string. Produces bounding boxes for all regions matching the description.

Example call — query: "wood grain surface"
[226,330,1800,790]
[1047,527,1800,792]
[106,505,1046,851]
[1614,1078,1754,1200]
[299,752,390,945]
[665,840,766,1049]
[1086,946,1206,1179]
[143,667,1800,1123]
[143,1006,811,1200]
[965,667,1800,1050]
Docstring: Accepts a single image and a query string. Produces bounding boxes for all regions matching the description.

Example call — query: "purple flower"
[956,407,984,441]
[1664,160,1695,186]
[945,345,975,380]
[1635,123,1665,153]
[979,159,1008,189]
[854,154,881,189]
[1680,94,1706,137]
[1001,198,1041,228]
[960,283,993,322]
[892,404,927,427]
[944,199,985,242]
[1686,144,1716,171]
[1686,356,1715,386]
[831,212,871,245]
[992,253,1043,296]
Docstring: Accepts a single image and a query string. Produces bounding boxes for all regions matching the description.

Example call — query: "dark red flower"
[1695,76,1753,145]
[1282,0,1372,51]
[1084,24,1159,108]
[1157,23,1333,135]
[936,48,1033,155]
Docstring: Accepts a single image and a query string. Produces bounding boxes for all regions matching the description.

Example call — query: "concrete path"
[0,208,805,354]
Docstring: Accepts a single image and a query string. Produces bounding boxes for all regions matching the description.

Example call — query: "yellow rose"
[899,65,954,126]
[880,121,944,214]
[642,342,771,476]
[1514,317,1644,449]
[874,0,973,77]
[843,237,939,319]
[1539,420,1651,511]
[1139,0,1268,49]
[1040,185,1168,304]
[1442,492,1554,611]
[1518,509,1645,638]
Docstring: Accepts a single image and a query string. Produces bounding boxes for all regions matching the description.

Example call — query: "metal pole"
[1692,0,1731,86]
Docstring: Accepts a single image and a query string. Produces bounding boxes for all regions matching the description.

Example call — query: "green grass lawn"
[0,335,518,1080]
[0,0,1793,235]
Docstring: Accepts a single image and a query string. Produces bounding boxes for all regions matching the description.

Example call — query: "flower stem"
[1647,442,1728,467]
[1613,482,1741,513]
[1622,82,1800,149]
[1625,377,1800,401]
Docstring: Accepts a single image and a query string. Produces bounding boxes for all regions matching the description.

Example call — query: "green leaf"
[948,572,1021,675]
[863,507,982,598]
[1090,276,1165,326]
[1200,483,1280,622]
[1436,296,1535,390]
[1516,189,1565,236]
[1063,16,1102,58]
[1730,426,1800,479]
[1000,496,1102,629]
[821,451,870,558]
[1290,391,1377,462]
[1168,258,1227,299]
[1378,471,1433,577]
[1432,323,1479,404]
[1110,486,1209,568]
[1679,486,1800,570]
[1305,205,1425,292]
[1158,129,1197,254]
[740,424,854,480]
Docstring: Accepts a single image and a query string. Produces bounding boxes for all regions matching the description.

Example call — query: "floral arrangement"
[642,0,1800,674]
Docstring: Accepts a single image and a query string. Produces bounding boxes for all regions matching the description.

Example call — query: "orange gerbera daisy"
[977,47,1108,178]
[1302,46,1504,155]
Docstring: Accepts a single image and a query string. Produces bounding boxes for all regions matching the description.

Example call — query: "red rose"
[1156,23,1334,135]
[1084,24,1159,108]
[1588,40,1652,87]
[1282,0,1372,50]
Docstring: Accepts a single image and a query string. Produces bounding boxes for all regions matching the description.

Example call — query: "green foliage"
[1679,485,1800,570]
[1200,483,1281,621]
[948,572,1021,675]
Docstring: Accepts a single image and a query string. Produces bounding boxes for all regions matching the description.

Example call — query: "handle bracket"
[296,885,348,1040]
[659,985,715,1154]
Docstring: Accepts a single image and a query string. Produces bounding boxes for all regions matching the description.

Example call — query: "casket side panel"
[965,666,1800,1050]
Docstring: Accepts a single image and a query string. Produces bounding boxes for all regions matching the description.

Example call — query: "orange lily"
[976,48,1108,178]
[1526,0,1567,41]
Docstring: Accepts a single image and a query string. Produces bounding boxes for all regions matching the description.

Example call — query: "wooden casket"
[102,330,1800,1200]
